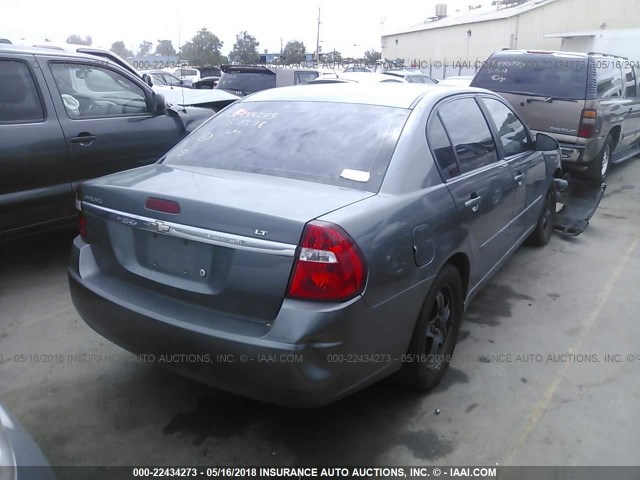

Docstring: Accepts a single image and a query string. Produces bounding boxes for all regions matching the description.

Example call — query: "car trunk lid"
[80,165,374,320]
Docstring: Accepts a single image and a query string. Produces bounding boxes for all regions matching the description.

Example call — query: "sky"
[1,0,489,56]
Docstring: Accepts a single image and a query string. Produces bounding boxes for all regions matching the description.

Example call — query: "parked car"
[171,67,200,87]
[383,69,438,84]
[0,46,236,238]
[438,76,474,86]
[471,49,640,183]
[198,66,222,77]
[193,76,220,89]
[70,83,562,407]
[215,65,319,96]
[0,403,57,479]
[309,73,408,84]
[140,69,188,88]
[342,66,373,73]
[27,43,237,111]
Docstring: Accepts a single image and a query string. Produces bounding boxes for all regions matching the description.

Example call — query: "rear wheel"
[395,264,463,391]
[526,184,556,247]
[582,137,612,183]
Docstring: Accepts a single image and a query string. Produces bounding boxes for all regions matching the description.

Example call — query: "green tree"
[323,50,342,64]
[66,34,92,45]
[180,28,224,66]
[138,40,153,56]
[229,31,260,64]
[155,40,176,56]
[282,40,306,65]
[364,49,382,65]
[110,41,134,59]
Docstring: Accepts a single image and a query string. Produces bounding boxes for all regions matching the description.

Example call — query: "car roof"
[242,83,488,109]
[0,44,124,62]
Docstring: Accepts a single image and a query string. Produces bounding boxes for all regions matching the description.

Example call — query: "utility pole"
[315,7,321,64]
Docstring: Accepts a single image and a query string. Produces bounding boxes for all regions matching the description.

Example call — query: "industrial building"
[381,0,640,76]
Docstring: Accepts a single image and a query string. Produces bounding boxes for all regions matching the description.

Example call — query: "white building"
[382,0,640,78]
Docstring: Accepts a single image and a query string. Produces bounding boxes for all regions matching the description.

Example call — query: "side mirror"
[535,132,560,151]
[179,80,184,86]
[142,73,153,87]
[153,93,166,113]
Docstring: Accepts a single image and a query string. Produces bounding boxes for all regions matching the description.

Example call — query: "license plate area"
[134,230,213,280]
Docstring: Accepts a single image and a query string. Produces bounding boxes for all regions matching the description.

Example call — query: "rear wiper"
[527,96,578,103]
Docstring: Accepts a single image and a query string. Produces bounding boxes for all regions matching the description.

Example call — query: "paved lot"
[1,158,639,473]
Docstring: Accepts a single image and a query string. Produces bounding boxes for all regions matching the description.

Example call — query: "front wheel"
[394,264,464,391]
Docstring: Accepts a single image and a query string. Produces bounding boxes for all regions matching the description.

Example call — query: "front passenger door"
[39,58,183,184]
[432,97,517,283]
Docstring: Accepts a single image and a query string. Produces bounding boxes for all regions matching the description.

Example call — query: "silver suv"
[472,50,640,183]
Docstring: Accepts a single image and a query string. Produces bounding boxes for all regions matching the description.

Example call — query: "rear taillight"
[287,221,367,302]
[75,189,89,240]
[78,214,88,239]
[578,109,597,138]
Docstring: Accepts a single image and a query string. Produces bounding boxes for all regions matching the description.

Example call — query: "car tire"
[525,184,556,247]
[583,136,612,184]
[394,264,463,392]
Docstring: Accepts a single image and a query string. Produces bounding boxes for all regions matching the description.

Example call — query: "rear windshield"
[163,101,409,192]
[472,54,588,100]
[215,72,276,95]
[176,69,198,76]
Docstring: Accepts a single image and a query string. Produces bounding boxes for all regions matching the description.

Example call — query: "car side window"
[49,62,149,119]
[0,60,45,123]
[427,115,459,181]
[596,61,623,98]
[623,66,637,98]
[482,98,532,157]
[294,71,319,85]
[438,98,499,174]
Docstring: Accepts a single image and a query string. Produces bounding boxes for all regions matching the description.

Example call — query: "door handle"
[70,133,97,145]
[465,194,482,212]
[514,172,524,185]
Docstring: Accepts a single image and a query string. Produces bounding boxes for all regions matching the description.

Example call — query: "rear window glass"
[472,54,588,100]
[216,72,276,95]
[163,101,409,192]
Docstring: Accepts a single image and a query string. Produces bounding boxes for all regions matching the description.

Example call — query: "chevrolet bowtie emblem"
[149,221,170,233]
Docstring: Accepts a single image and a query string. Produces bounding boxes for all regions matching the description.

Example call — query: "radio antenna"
[178,11,186,112]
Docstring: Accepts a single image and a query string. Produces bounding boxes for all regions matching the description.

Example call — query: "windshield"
[472,54,588,100]
[163,101,409,192]
[215,72,277,95]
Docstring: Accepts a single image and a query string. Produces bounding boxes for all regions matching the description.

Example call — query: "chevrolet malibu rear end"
[69,84,471,407]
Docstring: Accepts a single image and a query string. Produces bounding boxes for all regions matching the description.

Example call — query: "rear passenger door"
[0,53,72,235]
[479,96,546,245]
[430,96,517,282]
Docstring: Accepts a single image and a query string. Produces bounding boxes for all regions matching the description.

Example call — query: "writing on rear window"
[163,101,409,192]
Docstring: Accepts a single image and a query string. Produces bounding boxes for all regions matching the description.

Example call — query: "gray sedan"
[69,84,561,407]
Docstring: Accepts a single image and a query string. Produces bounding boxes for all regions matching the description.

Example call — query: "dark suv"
[0,46,232,238]
[215,65,319,96]
[472,50,640,183]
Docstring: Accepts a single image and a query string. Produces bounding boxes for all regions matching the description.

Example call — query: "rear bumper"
[68,238,419,408]
[559,143,585,163]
